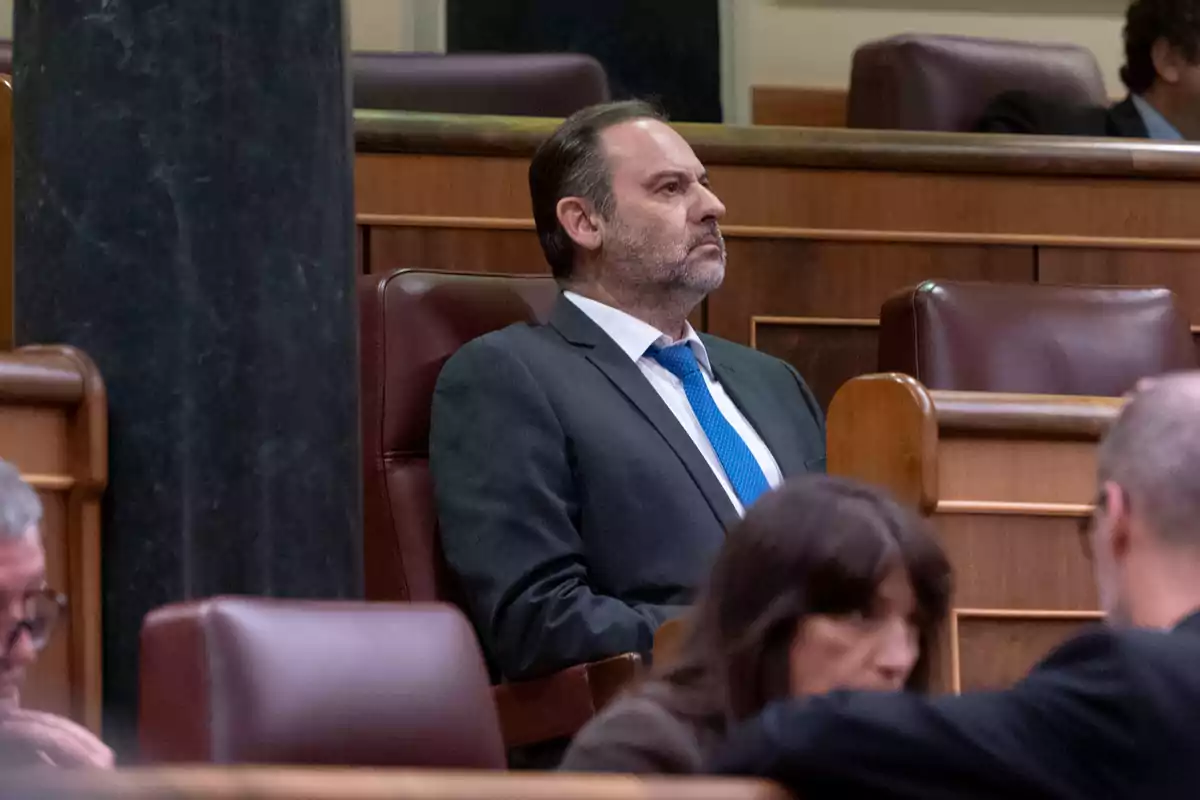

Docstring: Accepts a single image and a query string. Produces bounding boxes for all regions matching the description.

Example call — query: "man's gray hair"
[0,459,42,541]
[1098,373,1200,546]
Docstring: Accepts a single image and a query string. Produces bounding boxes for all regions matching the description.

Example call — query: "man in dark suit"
[977,0,1200,140]
[430,101,825,684]
[713,373,1200,798]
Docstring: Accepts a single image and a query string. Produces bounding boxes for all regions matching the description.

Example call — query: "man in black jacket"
[713,372,1200,798]
[977,0,1200,140]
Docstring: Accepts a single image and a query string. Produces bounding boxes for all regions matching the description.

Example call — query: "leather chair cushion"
[879,280,1196,396]
[358,270,558,602]
[352,52,610,116]
[847,34,1107,132]
[138,598,506,768]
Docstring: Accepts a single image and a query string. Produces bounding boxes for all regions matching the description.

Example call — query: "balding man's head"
[1089,372,1200,629]
[1098,373,1200,547]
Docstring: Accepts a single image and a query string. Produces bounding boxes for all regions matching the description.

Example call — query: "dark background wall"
[447,0,723,123]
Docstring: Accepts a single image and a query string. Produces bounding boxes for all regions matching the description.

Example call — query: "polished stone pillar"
[13,1,362,752]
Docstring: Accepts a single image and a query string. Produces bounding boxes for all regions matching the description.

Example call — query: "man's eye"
[660,181,681,194]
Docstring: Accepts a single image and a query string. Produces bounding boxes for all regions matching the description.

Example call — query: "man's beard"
[603,217,726,296]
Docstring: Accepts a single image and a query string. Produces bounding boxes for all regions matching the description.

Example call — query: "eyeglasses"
[1,588,67,656]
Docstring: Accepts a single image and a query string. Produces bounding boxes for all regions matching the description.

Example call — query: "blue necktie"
[649,343,771,509]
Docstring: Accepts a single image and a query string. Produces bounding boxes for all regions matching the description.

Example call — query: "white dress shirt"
[564,291,783,516]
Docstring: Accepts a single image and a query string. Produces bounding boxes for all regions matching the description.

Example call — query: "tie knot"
[650,343,701,380]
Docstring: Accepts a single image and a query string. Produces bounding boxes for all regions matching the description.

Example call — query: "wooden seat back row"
[828,373,1119,692]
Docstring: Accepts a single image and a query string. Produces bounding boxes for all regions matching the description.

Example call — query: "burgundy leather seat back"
[352,52,610,116]
[139,598,505,768]
[359,270,559,603]
[879,281,1196,396]
[847,34,1107,132]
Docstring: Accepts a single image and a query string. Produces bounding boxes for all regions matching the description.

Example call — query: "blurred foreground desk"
[355,112,1200,409]
[828,373,1121,692]
[0,768,791,800]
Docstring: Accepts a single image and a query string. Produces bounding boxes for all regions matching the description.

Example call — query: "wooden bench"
[0,345,106,732]
[828,373,1120,692]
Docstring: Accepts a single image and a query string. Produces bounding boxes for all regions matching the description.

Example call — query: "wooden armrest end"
[493,652,644,749]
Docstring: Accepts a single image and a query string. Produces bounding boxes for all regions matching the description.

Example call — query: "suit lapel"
[708,352,808,479]
[549,297,741,531]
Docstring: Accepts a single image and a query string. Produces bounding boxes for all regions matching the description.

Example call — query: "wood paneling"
[368,226,548,275]
[752,86,847,128]
[753,320,878,412]
[936,514,1098,610]
[954,613,1099,692]
[829,375,1119,693]
[0,346,107,733]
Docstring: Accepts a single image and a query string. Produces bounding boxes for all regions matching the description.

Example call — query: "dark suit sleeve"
[712,628,1143,799]
[782,362,825,471]
[430,337,678,681]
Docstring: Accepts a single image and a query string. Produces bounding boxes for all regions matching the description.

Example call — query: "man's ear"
[1104,480,1134,559]
[556,197,603,255]
[1152,37,1184,84]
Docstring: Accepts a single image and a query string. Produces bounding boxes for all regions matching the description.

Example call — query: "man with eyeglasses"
[0,460,111,768]
[714,373,1200,798]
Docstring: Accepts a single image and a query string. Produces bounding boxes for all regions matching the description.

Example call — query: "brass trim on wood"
[21,474,76,491]
[948,608,1104,694]
[749,316,879,350]
[935,500,1093,517]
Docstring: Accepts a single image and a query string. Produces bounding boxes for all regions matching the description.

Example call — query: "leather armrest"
[491,653,643,748]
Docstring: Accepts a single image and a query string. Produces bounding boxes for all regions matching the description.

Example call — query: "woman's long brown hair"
[648,475,952,730]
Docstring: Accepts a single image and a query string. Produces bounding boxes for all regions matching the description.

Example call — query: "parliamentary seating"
[828,373,1122,692]
[0,767,792,800]
[846,33,1107,132]
[354,111,1200,413]
[358,268,641,750]
[0,346,106,733]
[138,598,505,768]
[352,52,609,116]
[879,280,1195,396]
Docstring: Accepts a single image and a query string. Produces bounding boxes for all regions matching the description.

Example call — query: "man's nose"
[5,624,37,667]
[694,182,726,223]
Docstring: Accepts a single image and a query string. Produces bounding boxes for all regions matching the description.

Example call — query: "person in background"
[560,476,951,774]
[713,373,1200,799]
[430,100,825,693]
[0,460,112,769]
[977,0,1200,140]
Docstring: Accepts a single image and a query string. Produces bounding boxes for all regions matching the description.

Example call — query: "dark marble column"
[13,1,362,752]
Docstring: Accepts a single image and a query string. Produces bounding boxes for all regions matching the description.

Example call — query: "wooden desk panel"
[828,374,1118,693]
[355,112,1200,407]
[0,768,792,800]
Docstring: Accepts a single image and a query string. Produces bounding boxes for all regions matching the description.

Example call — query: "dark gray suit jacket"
[430,295,825,681]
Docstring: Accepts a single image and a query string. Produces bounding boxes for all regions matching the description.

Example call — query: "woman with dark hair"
[560,475,952,774]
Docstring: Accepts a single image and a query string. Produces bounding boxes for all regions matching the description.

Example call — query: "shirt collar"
[1132,95,1184,141]
[563,291,712,375]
